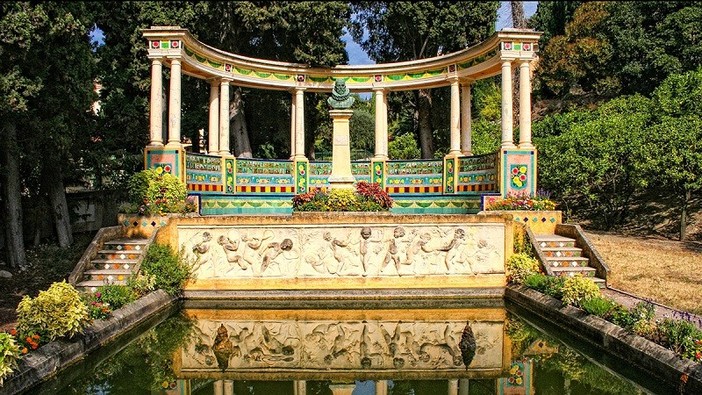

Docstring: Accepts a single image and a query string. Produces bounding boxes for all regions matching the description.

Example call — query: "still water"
[34,300,675,395]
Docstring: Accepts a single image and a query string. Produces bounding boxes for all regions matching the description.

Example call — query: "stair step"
[83,269,133,282]
[541,247,583,258]
[535,235,577,249]
[91,258,139,265]
[90,261,136,270]
[545,256,590,267]
[592,277,606,289]
[551,266,596,277]
[97,249,143,258]
[103,239,149,252]
[76,280,128,293]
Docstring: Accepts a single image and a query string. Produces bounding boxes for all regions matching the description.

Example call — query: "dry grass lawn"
[585,231,702,315]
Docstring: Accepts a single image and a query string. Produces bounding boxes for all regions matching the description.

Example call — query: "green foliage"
[292,183,392,212]
[126,169,193,215]
[0,333,21,386]
[579,296,618,318]
[388,133,421,160]
[523,273,565,300]
[512,224,533,255]
[81,292,111,320]
[560,276,600,307]
[536,95,653,229]
[16,281,90,342]
[506,253,540,284]
[141,245,193,296]
[653,319,702,363]
[96,285,136,310]
[127,273,156,298]
[469,119,500,155]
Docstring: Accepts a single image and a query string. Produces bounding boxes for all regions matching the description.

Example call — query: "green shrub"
[506,253,541,284]
[580,296,619,317]
[0,333,21,386]
[127,273,156,297]
[81,293,112,320]
[522,273,565,299]
[654,319,702,361]
[142,244,192,296]
[97,285,137,310]
[16,281,90,342]
[127,169,194,215]
[561,276,601,306]
[327,189,359,211]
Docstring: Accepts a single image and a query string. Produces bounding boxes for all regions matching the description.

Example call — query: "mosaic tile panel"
[371,160,385,187]
[391,196,481,214]
[351,161,371,183]
[309,162,331,188]
[457,152,498,194]
[295,160,309,194]
[185,153,223,193]
[235,159,294,194]
[225,158,235,193]
[145,147,183,179]
[502,149,536,197]
[386,160,443,194]
[444,157,457,194]
[199,195,293,215]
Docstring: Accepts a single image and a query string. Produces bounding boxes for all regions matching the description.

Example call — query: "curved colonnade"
[141,26,541,214]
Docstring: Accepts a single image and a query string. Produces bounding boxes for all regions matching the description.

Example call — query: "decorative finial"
[327,78,355,109]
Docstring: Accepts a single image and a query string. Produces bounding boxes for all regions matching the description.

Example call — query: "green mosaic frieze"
[185,154,222,185]
[386,160,443,175]
[458,152,498,173]
[236,159,293,175]
[225,158,235,193]
[295,161,309,194]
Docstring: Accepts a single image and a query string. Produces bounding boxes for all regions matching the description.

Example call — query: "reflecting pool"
[33,300,676,395]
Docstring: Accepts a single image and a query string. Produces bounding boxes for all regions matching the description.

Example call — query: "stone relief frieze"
[179,224,504,280]
[180,318,504,372]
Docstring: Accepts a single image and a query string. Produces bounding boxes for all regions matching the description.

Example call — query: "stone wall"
[158,213,512,291]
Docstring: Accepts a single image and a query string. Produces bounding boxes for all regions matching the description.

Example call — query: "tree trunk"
[680,189,690,241]
[511,1,527,28]
[43,163,73,247]
[0,121,27,268]
[230,87,252,158]
[417,89,434,159]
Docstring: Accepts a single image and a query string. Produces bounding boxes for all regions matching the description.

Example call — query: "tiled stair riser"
[537,240,576,249]
[541,249,582,258]
[96,252,141,261]
[546,257,590,268]
[77,238,149,293]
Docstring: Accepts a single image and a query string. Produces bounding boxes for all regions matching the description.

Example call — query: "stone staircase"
[533,234,606,288]
[76,238,149,293]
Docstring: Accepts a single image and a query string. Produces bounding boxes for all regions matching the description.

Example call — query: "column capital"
[458,77,474,86]
[372,87,387,92]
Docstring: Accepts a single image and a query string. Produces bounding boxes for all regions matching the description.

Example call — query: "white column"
[224,380,234,395]
[373,89,388,160]
[375,380,388,395]
[290,90,297,159]
[219,80,231,156]
[449,78,461,155]
[294,88,306,159]
[213,380,224,395]
[149,58,163,146]
[501,60,515,148]
[167,58,182,146]
[294,381,306,395]
[519,59,533,148]
[461,83,472,155]
[208,80,219,154]
[458,379,469,395]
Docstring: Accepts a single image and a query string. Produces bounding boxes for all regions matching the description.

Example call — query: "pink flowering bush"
[487,191,556,211]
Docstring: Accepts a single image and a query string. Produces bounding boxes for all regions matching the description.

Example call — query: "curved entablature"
[143,26,541,92]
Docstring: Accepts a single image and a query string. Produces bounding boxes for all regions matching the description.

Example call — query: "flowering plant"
[487,190,556,211]
[292,182,393,212]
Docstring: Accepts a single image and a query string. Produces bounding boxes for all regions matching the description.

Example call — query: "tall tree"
[351,2,499,158]
[0,2,97,265]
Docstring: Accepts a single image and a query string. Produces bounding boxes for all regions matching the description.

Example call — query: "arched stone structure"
[142,26,541,214]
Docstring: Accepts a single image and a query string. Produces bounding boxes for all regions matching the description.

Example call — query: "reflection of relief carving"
[178,224,504,280]
[181,318,499,372]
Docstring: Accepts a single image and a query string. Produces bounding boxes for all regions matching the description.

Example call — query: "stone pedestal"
[328,109,355,189]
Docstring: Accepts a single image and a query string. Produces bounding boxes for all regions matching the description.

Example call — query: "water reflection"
[180,308,506,379]
[38,305,673,395]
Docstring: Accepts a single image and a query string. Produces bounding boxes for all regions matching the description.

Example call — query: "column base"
[446,150,462,158]
[519,142,534,149]
[372,154,388,161]
[148,142,164,147]
[461,150,473,156]
[165,141,182,148]
[501,142,516,149]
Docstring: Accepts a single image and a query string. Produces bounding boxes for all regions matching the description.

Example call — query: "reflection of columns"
[208,80,219,154]
[448,379,459,395]
[461,83,472,155]
[294,380,306,395]
[219,80,231,156]
[167,58,182,146]
[213,380,224,395]
[376,380,388,395]
[501,60,515,148]
[290,90,297,159]
[458,379,469,395]
[374,89,388,160]
[519,60,533,148]
[223,380,234,395]
[449,78,461,155]
[294,88,306,159]
[149,58,164,146]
